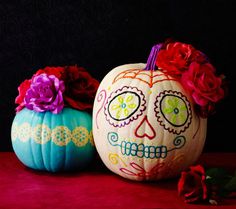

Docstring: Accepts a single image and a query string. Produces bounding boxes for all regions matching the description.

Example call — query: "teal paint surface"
[11,108,95,172]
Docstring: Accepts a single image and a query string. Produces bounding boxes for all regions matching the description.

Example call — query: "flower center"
[121,103,126,109]
[173,108,179,114]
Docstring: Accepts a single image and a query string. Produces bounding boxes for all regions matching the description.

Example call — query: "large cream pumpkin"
[93,45,207,181]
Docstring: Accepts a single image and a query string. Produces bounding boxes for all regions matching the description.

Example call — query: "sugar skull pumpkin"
[92,42,224,181]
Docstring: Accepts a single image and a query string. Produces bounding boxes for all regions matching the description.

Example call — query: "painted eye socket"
[104,86,146,127]
[154,90,192,134]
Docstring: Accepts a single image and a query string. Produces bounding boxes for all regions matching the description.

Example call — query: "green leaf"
[206,168,230,185]
[206,168,228,178]
[224,176,236,192]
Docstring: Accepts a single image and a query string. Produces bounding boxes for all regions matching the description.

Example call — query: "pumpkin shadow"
[22,153,110,177]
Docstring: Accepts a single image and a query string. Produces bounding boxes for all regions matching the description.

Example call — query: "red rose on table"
[15,79,31,112]
[178,165,208,203]
[181,62,224,117]
[156,42,206,77]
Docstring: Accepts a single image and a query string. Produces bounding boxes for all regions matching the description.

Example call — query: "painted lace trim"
[11,122,94,147]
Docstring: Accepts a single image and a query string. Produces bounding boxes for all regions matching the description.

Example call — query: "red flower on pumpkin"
[63,66,100,111]
[35,66,66,80]
[154,40,226,117]
[15,79,32,112]
[156,42,207,77]
[15,65,99,113]
[181,62,224,118]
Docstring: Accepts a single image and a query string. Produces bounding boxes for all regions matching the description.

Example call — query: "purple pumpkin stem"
[144,44,163,71]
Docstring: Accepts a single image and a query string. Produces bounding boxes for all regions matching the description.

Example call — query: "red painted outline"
[112,69,177,88]
[134,115,156,140]
[120,162,164,179]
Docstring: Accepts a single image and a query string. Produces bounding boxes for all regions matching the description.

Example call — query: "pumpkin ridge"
[29,110,38,170]
[61,109,67,171]
[40,111,47,170]
[47,113,53,171]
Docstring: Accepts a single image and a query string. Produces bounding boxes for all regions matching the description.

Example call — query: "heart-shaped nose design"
[135,115,156,140]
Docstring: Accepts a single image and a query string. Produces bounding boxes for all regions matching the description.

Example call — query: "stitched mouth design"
[120,141,167,158]
[107,132,186,159]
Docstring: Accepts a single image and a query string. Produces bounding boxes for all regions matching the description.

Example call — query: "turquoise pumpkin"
[11,107,95,172]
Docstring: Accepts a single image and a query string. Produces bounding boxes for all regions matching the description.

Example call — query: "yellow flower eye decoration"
[105,86,146,127]
[155,90,192,134]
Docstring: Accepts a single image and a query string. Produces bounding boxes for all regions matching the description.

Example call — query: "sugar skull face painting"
[93,42,225,181]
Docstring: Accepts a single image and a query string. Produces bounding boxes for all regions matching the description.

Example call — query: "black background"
[0,0,235,152]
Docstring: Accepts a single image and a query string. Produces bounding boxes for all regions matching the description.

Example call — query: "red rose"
[178,165,208,203]
[63,66,99,111]
[156,42,206,77]
[35,66,66,80]
[181,62,224,117]
[156,42,195,76]
[15,79,31,112]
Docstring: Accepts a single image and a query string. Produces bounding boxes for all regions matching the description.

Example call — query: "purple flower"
[24,73,65,114]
